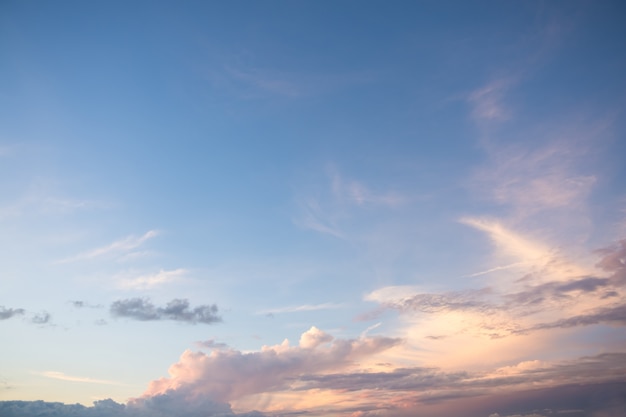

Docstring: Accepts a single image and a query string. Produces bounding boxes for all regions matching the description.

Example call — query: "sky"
[1,1,626,416]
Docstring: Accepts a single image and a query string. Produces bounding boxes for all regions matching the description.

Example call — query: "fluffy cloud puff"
[141,326,401,402]
[0,306,24,320]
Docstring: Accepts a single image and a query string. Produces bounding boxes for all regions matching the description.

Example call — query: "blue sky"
[1,1,626,416]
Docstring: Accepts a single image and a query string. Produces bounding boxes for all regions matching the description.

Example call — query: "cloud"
[37,371,125,386]
[596,239,626,283]
[196,339,230,350]
[115,268,188,290]
[30,312,51,325]
[294,167,407,238]
[0,306,25,320]
[459,218,554,268]
[0,187,102,220]
[0,398,266,417]
[467,78,515,122]
[284,353,626,416]
[110,298,221,325]
[523,303,626,332]
[362,238,626,340]
[299,326,334,349]
[141,326,401,403]
[470,138,598,220]
[70,300,103,309]
[256,303,344,315]
[56,230,159,263]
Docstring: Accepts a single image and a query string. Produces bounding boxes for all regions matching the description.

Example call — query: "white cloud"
[256,303,344,315]
[56,230,159,263]
[37,371,125,386]
[460,217,553,267]
[299,326,333,349]
[115,268,187,290]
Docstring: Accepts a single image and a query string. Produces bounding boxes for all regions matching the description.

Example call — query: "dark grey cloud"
[110,298,221,324]
[506,277,612,307]
[390,275,615,319]
[384,382,626,417]
[295,352,626,402]
[0,306,25,320]
[523,304,626,332]
[298,366,469,392]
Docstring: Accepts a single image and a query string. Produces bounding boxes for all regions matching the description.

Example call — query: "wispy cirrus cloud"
[56,230,159,264]
[294,167,407,238]
[467,78,516,122]
[37,371,126,386]
[115,268,188,290]
[256,302,344,316]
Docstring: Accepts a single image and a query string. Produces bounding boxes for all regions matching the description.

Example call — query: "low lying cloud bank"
[0,398,265,417]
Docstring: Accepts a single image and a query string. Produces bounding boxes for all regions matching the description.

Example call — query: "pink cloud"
[140,326,401,403]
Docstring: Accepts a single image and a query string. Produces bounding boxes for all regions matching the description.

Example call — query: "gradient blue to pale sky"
[1,1,626,416]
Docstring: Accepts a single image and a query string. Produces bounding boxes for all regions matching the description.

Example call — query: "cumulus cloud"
[110,298,221,325]
[141,326,401,403]
[0,306,25,320]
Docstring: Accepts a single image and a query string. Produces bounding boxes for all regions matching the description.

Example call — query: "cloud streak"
[38,371,125,386]
[56,230,159,264]
[256,302,344,315]
[115,268,188,290]
[294,167,407,238]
